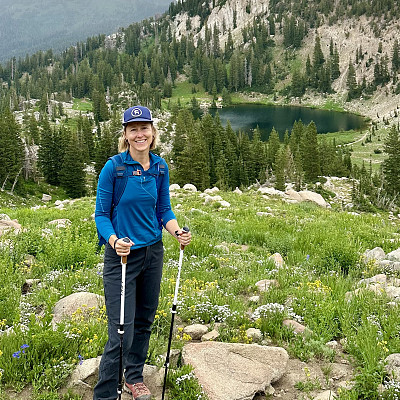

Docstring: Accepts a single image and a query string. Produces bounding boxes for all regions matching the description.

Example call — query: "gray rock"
[52,292,105,329]
[42,194,52,201]
[387,248,400,262]
[201,330,220,341]
[282,319,312,335]
[385,353,400,380]
[255,279,279,292]
[0,214,11,220]
[183,184,197,192]
[364,247,386,263]
[183,324,209,340]
[182,342,289,400]
[0,219,22,236]
[314,390,337,400]
[48,218,72,228]
[298,190,328,207]
[285,189,302,202]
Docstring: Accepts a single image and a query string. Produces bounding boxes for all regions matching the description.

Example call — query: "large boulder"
[0,219,22,236]
[52,292,105,329]
[387,248,400,262]
[182,342,288,400]
[363,247,386,263]
[298,191,328,207]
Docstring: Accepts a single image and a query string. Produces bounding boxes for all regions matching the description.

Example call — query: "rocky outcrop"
[52,292,105,329]
[182,342,288,400]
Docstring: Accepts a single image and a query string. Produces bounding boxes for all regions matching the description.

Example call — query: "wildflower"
[12,351,21,359]
[0,350,2,356]
[78,354,84,365]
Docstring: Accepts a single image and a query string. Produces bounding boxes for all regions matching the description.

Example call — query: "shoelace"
[133,382,150,396]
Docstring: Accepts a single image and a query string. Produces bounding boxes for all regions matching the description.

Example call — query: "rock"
[169,183,181,191]
[66,357,161,400]
[358,274,387,286]
[182,342,288,400]
[246,328,262,342]
[256,212,274,217]
[215,244,230,252]
[52,292,105,329]
[385,353,400,380]
[282,319,312,335]
[270,253,284,268]
[67,356,102,391]
[233,187,243,195]
[258,187,285,196]
[183,184,197,192]
[326,340,339,350]
[42,194,52,202]
[387,248,400,262]
[248,295,260,303]
[255,279,279,292]
[0,219,22,236]
[201,330,219,341]
[183,324,209,340]
[285,189,302,202]
[298,191,328,207]
[48,219,72,228]
[22,279,41,295]
[204,187,220,194]
[314,390,337,400]
[364,247,386,263]
[204,195,223,204]
[54,200,63,206]
[0,214,11,221]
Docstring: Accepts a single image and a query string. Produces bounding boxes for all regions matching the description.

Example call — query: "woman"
[94,105,191,400]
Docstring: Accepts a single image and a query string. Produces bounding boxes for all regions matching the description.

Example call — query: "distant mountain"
[0,0,172,62]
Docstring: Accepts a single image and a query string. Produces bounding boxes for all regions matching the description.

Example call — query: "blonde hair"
[118,124,158,153]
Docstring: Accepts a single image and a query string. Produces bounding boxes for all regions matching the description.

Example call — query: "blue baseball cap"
[122,105,153,125]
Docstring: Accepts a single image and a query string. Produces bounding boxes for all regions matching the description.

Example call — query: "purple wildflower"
[12,351,21,359]
[78,354,84,365]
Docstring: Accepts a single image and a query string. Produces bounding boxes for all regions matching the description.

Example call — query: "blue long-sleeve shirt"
[95,151,176,249]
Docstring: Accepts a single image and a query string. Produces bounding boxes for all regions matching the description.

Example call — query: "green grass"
[1,189,400,398]
[72,99,92,112]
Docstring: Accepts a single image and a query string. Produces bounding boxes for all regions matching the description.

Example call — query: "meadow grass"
[72,99,92,112]
[1,190,400,399]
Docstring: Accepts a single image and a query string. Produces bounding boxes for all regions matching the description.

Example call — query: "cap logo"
[131,107,143,118]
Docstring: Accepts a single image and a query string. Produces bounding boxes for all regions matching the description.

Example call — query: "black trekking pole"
[117,237,131,400]
[161,227,190,400]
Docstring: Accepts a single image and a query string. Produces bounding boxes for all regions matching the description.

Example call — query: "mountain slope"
[0,0,172,61]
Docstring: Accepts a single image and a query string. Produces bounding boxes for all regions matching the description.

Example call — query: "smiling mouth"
[135,139,147,143]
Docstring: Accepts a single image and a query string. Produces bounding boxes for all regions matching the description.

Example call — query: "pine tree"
[346,60,358,100]
[392,39,400,73]
[0,109,24,189]
[383,125,400,196]
[60,131,86,198]
[267,127,281,168]
[301,122,320,182]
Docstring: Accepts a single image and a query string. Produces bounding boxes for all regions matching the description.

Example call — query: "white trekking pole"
[117,237,130,399]
[161,226,190,400]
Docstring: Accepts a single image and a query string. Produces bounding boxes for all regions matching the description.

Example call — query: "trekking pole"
[117,237,131,400]
[161,226,190,400]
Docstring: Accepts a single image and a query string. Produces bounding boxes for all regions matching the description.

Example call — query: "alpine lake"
[209,103,367,140]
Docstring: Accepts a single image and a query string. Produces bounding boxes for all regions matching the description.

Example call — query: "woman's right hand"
[114,237,134,257]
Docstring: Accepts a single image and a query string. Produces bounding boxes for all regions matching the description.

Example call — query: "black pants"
[93,240,164,400]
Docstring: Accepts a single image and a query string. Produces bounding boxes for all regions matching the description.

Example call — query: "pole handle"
[121,237,131,264]
[175,226,190,250]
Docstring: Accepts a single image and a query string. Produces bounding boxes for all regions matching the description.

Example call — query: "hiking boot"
[124,382,152,400]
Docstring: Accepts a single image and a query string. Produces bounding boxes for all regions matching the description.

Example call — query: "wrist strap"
[113,238,119,250]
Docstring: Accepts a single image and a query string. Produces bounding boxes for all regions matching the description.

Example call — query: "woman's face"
[124,121,153,154]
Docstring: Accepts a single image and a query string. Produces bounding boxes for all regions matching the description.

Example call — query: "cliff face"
[170,1,400,121]
[172,0,269,46]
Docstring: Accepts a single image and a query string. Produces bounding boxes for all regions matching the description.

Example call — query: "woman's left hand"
[176,229,192,247]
